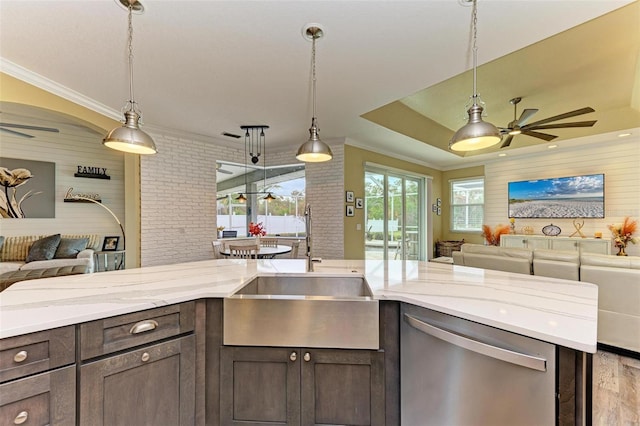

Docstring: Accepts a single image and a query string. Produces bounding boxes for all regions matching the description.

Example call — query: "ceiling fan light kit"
[296,24,333,163]
[103,0,157,155]
[449,0,501,152]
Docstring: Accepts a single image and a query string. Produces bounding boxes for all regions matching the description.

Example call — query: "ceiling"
[1,1,638,170]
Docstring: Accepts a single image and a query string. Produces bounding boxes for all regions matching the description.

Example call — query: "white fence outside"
[217,214,306,237]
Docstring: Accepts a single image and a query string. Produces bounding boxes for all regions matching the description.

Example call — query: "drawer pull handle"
[14,411,28,425]
[290,352,297,362]
[13,350,28,363]
[129,320,159,335]
[141,352,150,362]
[304,352,311,362]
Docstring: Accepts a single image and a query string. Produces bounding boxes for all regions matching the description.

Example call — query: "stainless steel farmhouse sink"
[223,275,379,349]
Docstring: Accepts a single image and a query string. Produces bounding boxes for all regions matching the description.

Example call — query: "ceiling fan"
[499,97,597,148]
[0,122,60,138]
[216,163,233,174]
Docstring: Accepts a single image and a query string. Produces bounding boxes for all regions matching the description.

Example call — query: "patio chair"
[228,244,258,259]
[211,241,223,259]
[290,240,300,258]
[260,238,278,247]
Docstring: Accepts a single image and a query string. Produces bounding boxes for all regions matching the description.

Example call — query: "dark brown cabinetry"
[220,346,385,426]
[0,326,76,426]
[78,302,197,426]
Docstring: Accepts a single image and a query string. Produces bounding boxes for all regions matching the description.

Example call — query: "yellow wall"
[343,144,443,259]
[441,165,485,245]
[0,73,117,132]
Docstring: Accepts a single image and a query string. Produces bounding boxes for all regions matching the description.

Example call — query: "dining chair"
[290,240,300,259]
[260,238,278,247]
[211,241,223,259]
[228,244,258,259]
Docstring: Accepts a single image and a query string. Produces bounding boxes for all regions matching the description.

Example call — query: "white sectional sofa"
[0,234,100,274]
[580,254,640,353]
[452,243,640,353]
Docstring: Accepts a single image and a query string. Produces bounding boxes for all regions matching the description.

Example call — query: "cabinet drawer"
[80,302,195,360]
[0,326,75,383]
[0,365,76,426]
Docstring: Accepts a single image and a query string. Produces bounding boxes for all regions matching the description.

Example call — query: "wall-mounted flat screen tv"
[508,173,604,218]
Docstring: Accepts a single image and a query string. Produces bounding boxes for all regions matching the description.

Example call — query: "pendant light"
[103,0,157,155]
[449,0,501,152]
[296,25,333,163]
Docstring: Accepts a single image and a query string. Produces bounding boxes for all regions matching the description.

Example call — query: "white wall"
[1,122,125,247]
[484,135,640,256]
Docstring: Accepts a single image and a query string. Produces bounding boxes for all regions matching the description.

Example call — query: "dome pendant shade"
[296,118,333,162]
[449,104,501,151]
[103,110,157,154]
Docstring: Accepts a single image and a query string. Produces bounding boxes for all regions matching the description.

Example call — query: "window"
[216,163,306,237]
[450,177,484,232]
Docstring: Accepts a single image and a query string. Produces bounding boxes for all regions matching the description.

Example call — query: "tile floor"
[593,350,640,425]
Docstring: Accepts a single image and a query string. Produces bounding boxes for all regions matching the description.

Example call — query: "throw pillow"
[54,238,89,259]
[25,234,61,263]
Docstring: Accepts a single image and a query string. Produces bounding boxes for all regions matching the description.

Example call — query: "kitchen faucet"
[304,204,315,272]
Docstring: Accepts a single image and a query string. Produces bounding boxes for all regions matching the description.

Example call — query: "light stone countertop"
[0,259,598,352]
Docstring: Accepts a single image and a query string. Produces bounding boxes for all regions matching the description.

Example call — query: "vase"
[616,245,627,256]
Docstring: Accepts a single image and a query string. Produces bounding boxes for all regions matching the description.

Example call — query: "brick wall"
[140,133,344,265]
[140,134,217,266]
[304,143,344,260]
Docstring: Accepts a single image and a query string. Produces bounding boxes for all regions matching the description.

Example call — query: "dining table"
[219,244,292,259]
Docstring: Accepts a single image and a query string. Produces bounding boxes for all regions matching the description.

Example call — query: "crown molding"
[1,58,121,121]
[345,138,444,171]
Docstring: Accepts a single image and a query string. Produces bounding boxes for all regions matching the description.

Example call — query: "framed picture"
[437,207,442,216]
[345,191,354,203]
[432,204,437,212]
[436,198,442,206]
[346,205,355,217]
[102,236,120,251]
[355,198,364,209]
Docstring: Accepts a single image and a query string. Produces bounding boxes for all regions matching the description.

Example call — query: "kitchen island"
[0,259,597,425]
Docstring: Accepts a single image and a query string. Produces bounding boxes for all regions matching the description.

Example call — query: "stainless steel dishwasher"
[401,304,556,425]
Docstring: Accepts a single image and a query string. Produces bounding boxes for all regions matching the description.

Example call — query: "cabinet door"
[301,349,385,426]
[0,365,75,426]
[524,237,550,250]
[220,346,300,425]
[501,236,525,248]
[79,335,195,426]
[550,239,579,252]
[579,239,611,255]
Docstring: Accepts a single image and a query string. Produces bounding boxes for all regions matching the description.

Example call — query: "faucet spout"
[304,204,313,271]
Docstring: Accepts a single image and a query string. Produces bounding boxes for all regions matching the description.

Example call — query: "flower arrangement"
[608,217,637,254]
[248,222,266,237]
[482,224,511,246]
[217,226,225,232]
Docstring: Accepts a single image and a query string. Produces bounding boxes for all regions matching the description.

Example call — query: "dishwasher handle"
[403,313,547,372]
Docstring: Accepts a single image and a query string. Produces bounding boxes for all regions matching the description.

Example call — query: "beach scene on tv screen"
[508,174,604,218]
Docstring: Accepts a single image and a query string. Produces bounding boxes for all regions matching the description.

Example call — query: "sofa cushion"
[21,257,93,271]
[55,237,89,259]
[25,234,61,263]
[0,262,22,274]
[0,236,4,250]
[1,264,91,292]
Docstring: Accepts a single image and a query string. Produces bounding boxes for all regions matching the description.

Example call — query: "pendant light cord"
[311,33,317,121]
[471,0,478,106]
[127,4,136,111]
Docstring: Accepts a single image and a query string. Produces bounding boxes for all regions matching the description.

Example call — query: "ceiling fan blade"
[216,165,233,174]
[526,120,597,130]
[523,107,595,128]
[0,122,60,133]
[500,135,514,148]
[521,130,558,141]
[0,127,34,138]
[516,108,538,126]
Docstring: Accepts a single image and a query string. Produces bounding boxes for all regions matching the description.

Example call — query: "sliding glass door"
[364,168,424,260]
